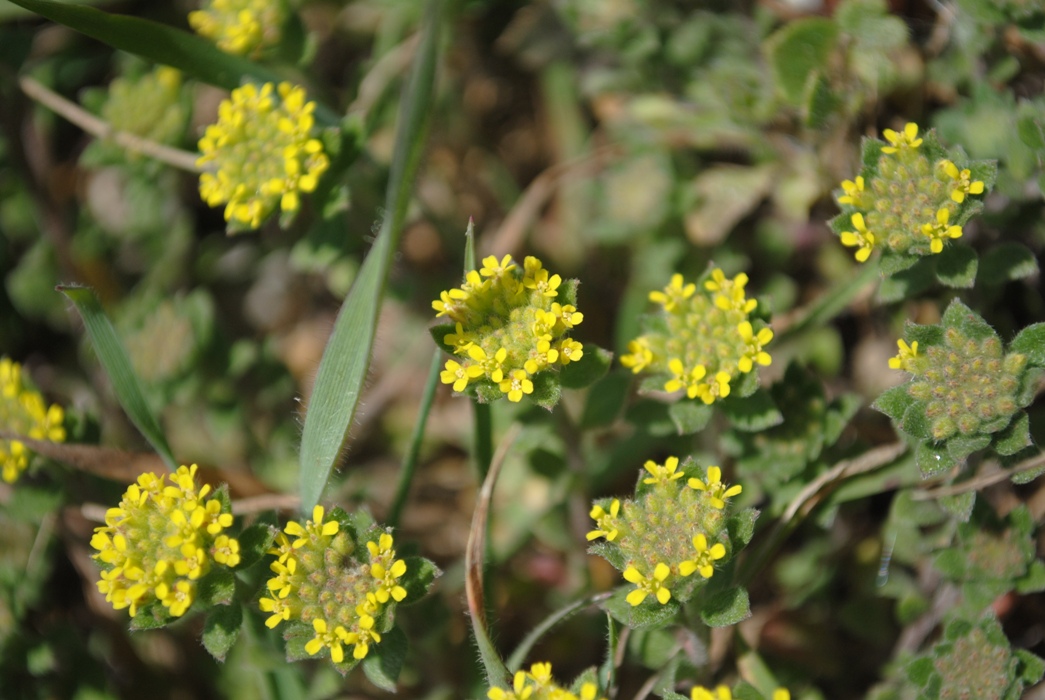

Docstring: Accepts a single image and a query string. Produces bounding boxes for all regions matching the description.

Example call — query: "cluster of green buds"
[98,66,187,153]
[831,122,994,266]
[259,506,413,671]
[0,357,66,483]
[189,0,286,57]
[620,268,772,405]
[874,300,1043,473]
[90,465,240,618]
[587,456,744,609]
[197,81,330,230]
[485,662,605,700]
[432,255,584,406]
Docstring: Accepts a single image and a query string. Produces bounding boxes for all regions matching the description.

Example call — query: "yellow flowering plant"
[0,357,66,484]
[829,122,997,285]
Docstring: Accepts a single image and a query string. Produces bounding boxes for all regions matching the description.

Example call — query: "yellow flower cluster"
[620,269,772,405]
[260,507,407,665]
[588,457,742,607]
[197,82,329,229]
[834,122,986,262]
[90,465,240,618]
[433,255,584,403]
[691,686,790,700]
[189,0,285,57]
[487,662,605,700]
[0,358,65,484]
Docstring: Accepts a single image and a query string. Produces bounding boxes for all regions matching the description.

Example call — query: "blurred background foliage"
[1,0,1045,698]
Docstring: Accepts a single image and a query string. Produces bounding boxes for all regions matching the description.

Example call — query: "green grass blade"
[6,0,339,125]
[297,0,443,513]
[8,0,278,89]
[57,285,176,470]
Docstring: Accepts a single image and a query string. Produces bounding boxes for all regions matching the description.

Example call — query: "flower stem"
[387,349,443,528]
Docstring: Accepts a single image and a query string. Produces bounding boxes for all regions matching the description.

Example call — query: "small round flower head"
[197,81,329,229]
[588,456,743,607]
[189,0,285,57]
[432,255,583,404]
[485,662,607,700]
[624,267,772,406]
[833,123,988,261]
[897,314,1027,442]
[0,357,66,484]
[773,690,791,700]
[90,465,239,618]
[692,686,732,700]
[260,510,408,669]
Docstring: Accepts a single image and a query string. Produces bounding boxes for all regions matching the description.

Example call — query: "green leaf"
[877,260,935,303]
[942,299,997,343]
[934,244,978,288]
[198,568,236,607]
[946,434,991,462]
[906,656,936,686]
[933,549,966,580]
[873,385,913,422]
[362,625,407,692]
[824,393,862,445]
[1017,110,1045,150]
[994,413,1031,456]
[1015,648,1045,686]
[530,371,563,410]
[940,492,976,521]
[58,285,175,469]
[719,389,783,432]
[298,1,443,514]
[667,400,713,435]
[236,523,277,571]
[916,441,955,477]
[128,601,172,630]
[977,243,1039,285]
[604,588,679,630]
[700,586,750,627]
[560,345,613,389]
[1010,323,1045,367]
[1016,559,1045,594]
[429,323,456,351]
[878,251,921,277]
[580,373,631,429]
[900,403,933,441]
[588,541,627,572]
[398,555,441,605]
[727,508,760,550]
[202,604,242,662]
[804,71,840,129]
[765,17,840,103]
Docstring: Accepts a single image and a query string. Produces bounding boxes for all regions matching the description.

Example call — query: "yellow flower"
[620,337,654,374]
[695,371,731,405]
[939,160,985,203]
[772,690,791,700]
[558,338,584,365]
[197,82,329,229]
[259,595,291,628]
[480,254,516,278]
[840,212,876,262]
[692,686,732,700]
[624,562,673,606]
[524,267,562,298]
[0,357,65,483]
[188,0,285,57]
[665,358,707,399]
[650,273,696,311]
[705,269,755,313]
[888,339,920,372]
[643,456,684,485]
[90,466,238,619]
[283,504,339,548]
[500,369,534,402]
[304,617,350,664]
[586,499,621,541]
[837,175,865,206]
[441,359,484,392]
[679,533,727,579]
[920,207,962,254]
[524,340,560,374]
[737,321,773,373]
[688,466,742,509]
[882,122,922,154]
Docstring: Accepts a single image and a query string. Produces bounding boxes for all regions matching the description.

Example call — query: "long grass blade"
[297,0,443,513]
[58,285,176,469]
